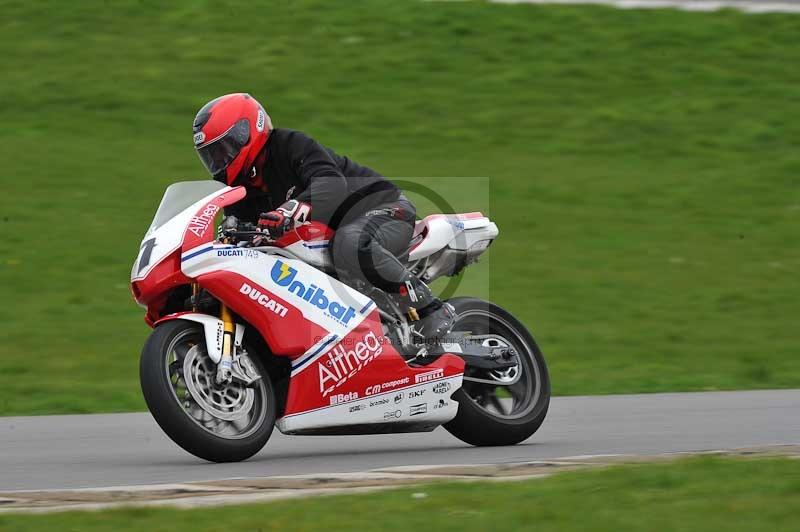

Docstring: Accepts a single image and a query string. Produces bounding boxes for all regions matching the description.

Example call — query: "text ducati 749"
[131,181,550,462]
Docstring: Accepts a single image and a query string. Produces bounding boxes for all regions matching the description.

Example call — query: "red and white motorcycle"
[131,181,549,462]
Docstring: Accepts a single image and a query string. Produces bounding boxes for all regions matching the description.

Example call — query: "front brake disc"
[182,345,254,421]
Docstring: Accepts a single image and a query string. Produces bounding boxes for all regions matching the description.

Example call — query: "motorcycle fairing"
[131,184,245,321]
[271,223,334,270]
[277,331,464,435]
[182,246,373,355]
[277,288,465,433]
[131,185,244,284]
[181,242,465,434]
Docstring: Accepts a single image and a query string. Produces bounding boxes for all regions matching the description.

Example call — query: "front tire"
[140,320,276,462]
[444,297,550,446]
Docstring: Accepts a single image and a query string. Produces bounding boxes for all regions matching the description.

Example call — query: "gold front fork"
[217,303,235,383]
[191,283,200,312]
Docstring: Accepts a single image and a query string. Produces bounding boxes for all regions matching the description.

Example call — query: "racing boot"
[396,276,456,342]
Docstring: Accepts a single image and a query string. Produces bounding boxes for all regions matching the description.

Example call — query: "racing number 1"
[137,237,157,275]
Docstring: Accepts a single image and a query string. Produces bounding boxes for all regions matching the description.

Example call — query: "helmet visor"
[195,119,250,182]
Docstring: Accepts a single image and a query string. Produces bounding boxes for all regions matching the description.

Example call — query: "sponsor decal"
[319,331,383,396]
[365,376,410,396]
[256,109,266,132]
[369,397,389,407]
[408,389,425,399]
[394,393,403,404]
[239,283,288,317]
[447,219,465,231]
[217,248,243,257]
[434,399,449,410]
[216,248,259,259]
[270,261,358,326]
[193,131,205,145]
[188,203,219,238]
[383,410,402,420]
[349,404,367,413]
[415,368,444,384]
[215,321,223,351]
[433,382,451,394]
[329,392,359,405]
[409,403,427,416]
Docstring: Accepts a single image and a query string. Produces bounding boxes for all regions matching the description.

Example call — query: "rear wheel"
[444,297,550,446]
[140,320,276,462]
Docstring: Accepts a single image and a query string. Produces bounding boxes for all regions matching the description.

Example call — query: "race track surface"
[2,389,798,491]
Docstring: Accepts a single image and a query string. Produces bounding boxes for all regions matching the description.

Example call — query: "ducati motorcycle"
[131,181,550,462]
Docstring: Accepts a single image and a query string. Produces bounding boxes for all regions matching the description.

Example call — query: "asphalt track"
[1,389,798,491]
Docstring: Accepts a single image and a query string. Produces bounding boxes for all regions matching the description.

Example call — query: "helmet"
[192,93,272,185]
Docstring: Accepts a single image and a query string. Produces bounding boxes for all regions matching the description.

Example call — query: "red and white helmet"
[192,93,272,186]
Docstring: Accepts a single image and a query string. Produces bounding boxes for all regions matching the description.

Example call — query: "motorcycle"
[131,181,550,462]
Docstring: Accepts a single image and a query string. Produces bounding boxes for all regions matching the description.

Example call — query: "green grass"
[1,1,799,414]
[2,456,799,531]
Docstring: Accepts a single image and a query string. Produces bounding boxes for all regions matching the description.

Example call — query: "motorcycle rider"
[192,93,455,340]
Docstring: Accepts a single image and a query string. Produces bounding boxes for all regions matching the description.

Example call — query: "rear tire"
[140,320,276,462]
[444,297,550,446]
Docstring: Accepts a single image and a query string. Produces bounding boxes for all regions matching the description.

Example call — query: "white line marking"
[491,0,800,14]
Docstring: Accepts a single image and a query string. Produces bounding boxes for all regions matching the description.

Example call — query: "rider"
[192,93,455,340]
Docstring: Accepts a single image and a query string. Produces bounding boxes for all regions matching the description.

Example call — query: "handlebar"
[220,229,276,247]
[223,230,266,239]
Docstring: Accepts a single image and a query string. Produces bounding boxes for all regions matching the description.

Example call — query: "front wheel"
[444,297,550,446]
[140,320,276,462]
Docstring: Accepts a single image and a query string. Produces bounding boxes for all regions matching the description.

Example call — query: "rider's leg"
[330,200,455,340]
[331,210,411,288]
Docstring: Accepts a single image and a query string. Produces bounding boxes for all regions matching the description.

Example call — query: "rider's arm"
[285,130,349,224]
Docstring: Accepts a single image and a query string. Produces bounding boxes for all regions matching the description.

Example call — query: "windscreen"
[148,180,226,232]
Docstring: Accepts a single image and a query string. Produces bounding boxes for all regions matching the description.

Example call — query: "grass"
[0,1,799,415]
[2,456,799,531]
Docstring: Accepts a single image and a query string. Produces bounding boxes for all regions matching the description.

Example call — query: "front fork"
[191,281,234,383]
[194,280,235,385]
[190,281,259,386]
[216,302,236,384]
